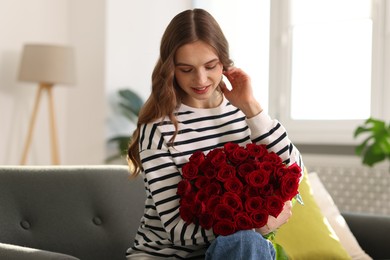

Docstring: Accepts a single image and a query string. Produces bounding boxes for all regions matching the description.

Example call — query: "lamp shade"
[18,44,76,85]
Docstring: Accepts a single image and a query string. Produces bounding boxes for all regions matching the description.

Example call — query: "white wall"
[105,0,192,140]
[0,0,192,165]
[66,0,106,164]
[0,0,106,165]
[0,0,71,165]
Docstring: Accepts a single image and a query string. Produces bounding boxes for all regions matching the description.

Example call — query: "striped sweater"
[126,98,303,259]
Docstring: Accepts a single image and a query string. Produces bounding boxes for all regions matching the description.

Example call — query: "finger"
[284,200,293,209]
[223,67,240,79]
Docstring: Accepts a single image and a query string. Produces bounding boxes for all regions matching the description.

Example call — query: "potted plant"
[354,117,390,168]
[106,88,144,163]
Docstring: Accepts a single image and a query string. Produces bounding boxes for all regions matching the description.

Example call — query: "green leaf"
[106,88,144,163]
[118,89,143,115]
[274,242,289,260]
[109,136,131,156]
[354,117,390,167]
[362,145,386,166]
[355,136,372,156]
[354,126,371,138]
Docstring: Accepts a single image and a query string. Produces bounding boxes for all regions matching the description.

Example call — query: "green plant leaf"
[106,88,144,163]
[274,242,289,260]
[354,126,372,138]
[362,144,386,166]
[355,136,372,156]
[354,117,390,167]
[118,89,143,115]
[108,136,131,155]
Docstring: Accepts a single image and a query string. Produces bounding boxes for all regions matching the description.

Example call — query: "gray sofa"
[0,165,389,260]
[0,166,144,260]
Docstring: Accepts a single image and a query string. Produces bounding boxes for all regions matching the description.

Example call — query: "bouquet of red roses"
[177,142,302,236]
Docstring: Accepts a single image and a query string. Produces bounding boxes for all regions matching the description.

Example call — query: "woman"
[126,8,303,260]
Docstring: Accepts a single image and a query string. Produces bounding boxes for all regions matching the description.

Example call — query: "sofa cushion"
[0,166,145,260]
[0,243,79,260]
[274,171,350,259]
[308,172,371,260]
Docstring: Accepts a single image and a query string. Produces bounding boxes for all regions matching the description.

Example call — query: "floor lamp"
[18,44,76,165]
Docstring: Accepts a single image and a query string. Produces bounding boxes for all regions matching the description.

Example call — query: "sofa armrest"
[342,212,390,260]
[0,243,79,260]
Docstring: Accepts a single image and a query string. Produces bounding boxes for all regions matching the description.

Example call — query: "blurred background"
[0,0,389,176]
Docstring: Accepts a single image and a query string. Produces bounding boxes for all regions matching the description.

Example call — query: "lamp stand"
[20,83,60,165]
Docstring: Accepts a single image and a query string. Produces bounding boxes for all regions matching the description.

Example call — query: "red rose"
[258,183,274,197]
[224,177,244,194]
[235,212,253,230]
[214,203,235,221]
[263,152,282,164]
[203,165,218,179]
[274,166,288,180]
[177,179,192,197]
[180,204,194,223]
[243,186,260,198]
[192,200,206,215]
[221,192,243,212]
[213,219,236,236]
[207,195,222,212]
[250,209,268,228]
[206,148,224,161]
[210,150,226,167]
[279,172,301,201]
[224,142,239,154]
[217,164,236,182]
[182,162,198,180]
[205,182,222,196]
[195,190,209,203]
[195,176,210,189]
[266,195,284,218]
[189,150,205,165]
[288,163,302,175]
[258,161,275,175]
[246,170,270,188]
[245,196,265,212]
[237,162,256,178]
[199,213,214,230]
[180,191,195,205]
[229,146,249,165]
[246,143,267,159]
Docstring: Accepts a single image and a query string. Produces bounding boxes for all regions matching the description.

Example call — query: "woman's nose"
[195,69,208,84]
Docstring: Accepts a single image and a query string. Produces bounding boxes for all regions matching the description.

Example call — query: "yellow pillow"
[274,171,351,260]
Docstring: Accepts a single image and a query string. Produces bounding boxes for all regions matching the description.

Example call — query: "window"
[269,0,386,144]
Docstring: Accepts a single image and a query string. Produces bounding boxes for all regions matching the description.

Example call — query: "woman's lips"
[192,85,210,94]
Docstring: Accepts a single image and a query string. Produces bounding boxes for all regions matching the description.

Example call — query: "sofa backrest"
[0,165,145,260]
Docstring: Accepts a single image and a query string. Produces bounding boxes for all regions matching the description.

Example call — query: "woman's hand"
[221,67,263,118]
[255,201,293,236]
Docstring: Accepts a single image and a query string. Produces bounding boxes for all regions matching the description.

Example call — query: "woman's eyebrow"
[175,58,219,67]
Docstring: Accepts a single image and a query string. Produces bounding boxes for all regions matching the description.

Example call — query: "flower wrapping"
[177,142,302,236]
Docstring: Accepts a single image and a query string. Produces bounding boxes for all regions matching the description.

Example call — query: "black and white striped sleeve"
[139,123,215,246]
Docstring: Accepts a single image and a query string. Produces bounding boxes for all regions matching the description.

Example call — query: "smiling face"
[174,41,224,108]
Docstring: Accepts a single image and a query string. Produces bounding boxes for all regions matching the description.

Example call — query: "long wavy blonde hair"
[127,9,233,176]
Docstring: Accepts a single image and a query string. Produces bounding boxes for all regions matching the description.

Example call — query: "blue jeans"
[205,230,275,260]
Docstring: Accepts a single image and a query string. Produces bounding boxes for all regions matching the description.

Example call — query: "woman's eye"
[206,64,217,70]
[180,68,192,73]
